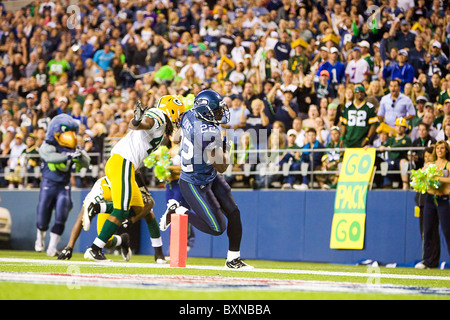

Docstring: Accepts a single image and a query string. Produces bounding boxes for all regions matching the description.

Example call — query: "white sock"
[151,237,162,247]
[36,229,46,243]
[93,237,106,248]
[99,202,107,213]
[47,232,60,252]
[227,250,240,261]
[114,235,122,247]
[175,206,188,215]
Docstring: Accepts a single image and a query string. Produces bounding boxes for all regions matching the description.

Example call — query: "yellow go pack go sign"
[330,148,376,250]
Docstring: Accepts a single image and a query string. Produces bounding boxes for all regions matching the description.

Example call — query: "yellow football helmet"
[157,95,186,124]
[395,117,407,127]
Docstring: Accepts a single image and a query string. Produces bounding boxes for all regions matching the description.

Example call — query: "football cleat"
[120,233,132,261]
[225,258,254,270]
[84,247,111,262]
[34,239,44,252]
[414,261,430,269]
[46,247,60,257]
[159,199,180,231]
[35,230,46,252]
[82,201,101,231]
[154,246,167,264]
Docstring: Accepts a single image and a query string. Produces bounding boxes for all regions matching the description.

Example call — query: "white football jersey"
[345,58,370,84]
[111,107,167,169]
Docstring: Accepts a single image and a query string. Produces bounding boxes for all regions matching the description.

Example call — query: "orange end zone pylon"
[170,214,188,267]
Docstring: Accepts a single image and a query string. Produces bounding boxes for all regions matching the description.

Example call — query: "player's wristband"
[340,136,344,141]
[131,118,141,127]
[365,137,370,141]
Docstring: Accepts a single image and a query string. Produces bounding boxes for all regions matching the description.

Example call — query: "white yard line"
[1,270,450,296]
[1,257,449,282]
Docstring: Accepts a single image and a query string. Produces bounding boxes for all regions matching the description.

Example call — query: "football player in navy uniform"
[160,89,253,269]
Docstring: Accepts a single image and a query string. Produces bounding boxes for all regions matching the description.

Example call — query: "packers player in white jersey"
[84,96,185,261]
[58,174,167,263]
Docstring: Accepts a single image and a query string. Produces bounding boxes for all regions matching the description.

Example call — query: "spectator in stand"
[345,46,370,84]
[378,117,412,190]
[266,83,298,131]
[408,35,427,78]
[321,126,342,189]
[0,0,449,192]
[410,122,437,170]
[93,43,115,72]
[278,129,301,189]
[378,79,416,133]
[47,51,70,85]
[410,110,438,142]
[410,96,428,129]
[382,49,415,92]
[221,96,246,147]
[288,39,310,75]
[295,74,316,120]
[426,41,449,80]
[240,98,269,150]
[6,132,27,189]
[317,46,345,90]
[295,128,324,190]
[340,85,378,148]
[388,19,416,50]
[273,30,291,62]
[314,70,336,105]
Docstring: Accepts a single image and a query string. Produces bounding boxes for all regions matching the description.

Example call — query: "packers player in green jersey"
[339,85,379,148]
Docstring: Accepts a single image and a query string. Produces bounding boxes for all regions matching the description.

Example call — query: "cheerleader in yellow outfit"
[84,96,185,261]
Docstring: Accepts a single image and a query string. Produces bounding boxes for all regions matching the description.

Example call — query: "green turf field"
[0,250,449,301]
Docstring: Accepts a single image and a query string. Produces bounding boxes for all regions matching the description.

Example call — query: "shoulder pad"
[345,102,352,108]
[145,108,166,127]
[366,102,374,108]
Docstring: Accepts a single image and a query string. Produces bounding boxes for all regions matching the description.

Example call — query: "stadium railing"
[0,152,102,187]
[0,139,426,190]
[102,137,425,190]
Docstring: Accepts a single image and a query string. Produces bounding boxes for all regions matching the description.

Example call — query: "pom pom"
[180,94,195,110]
[425,164,442,190]
[410,164,443,193]
[144,146,171,182]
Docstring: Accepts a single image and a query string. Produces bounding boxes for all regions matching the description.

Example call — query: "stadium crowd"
[0,0,450,190]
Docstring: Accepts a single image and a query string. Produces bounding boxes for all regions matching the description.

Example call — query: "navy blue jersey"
[179,109,222,185]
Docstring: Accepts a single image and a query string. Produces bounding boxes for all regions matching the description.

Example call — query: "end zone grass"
[0,250,449,300]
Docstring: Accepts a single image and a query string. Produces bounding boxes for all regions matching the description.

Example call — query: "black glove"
[57,246,73,260]
[131,100,148,127]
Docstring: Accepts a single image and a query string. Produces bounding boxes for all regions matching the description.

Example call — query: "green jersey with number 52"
[340,100,379,148]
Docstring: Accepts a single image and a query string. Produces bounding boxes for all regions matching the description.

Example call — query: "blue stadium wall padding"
[1,189,449,265]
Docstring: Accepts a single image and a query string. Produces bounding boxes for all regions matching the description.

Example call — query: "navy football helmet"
[193,89,229,124]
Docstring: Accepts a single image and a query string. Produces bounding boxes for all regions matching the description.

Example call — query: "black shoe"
[225,258,254,270]
[154,246,167,264]
[120,233,132,261]
[82,202,101,231]
[84,246,111,262]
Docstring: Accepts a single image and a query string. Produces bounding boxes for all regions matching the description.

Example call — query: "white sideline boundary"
[1,257,450,282]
